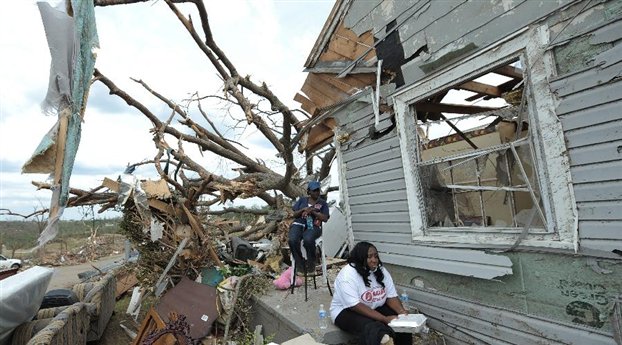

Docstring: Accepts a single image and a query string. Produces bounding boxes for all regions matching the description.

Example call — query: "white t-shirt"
[330,264,398,323]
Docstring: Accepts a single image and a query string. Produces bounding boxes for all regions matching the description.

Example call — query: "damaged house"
[296,0,622,344]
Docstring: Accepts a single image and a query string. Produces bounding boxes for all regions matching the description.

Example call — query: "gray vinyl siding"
[336,94,513,280]
[344,0,575,86]
[327,1,622,343]
[550,16,622,253]
[405,287,615,345]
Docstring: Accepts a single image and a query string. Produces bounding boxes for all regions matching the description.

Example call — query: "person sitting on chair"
[288,181,329,273]
[330,241,411,345]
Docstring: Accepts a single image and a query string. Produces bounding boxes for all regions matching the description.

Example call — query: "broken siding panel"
[545,0,621,46]
[550,62,622,98]
[382,252,512,279]
[344,139,402,170]
[342,0,383,35]
[342,135,401,161]
[410,289,615,345]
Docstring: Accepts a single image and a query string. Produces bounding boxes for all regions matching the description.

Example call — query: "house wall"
[332,0,622,344]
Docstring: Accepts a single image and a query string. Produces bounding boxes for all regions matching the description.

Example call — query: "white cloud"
[0,0,333,219]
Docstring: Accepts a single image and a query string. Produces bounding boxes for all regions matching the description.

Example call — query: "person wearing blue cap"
[288,181,330,273]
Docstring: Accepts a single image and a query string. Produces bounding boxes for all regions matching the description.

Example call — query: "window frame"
[392,26,578,250]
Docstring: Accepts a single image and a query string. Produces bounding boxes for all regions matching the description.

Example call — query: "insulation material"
[23,0,99,247]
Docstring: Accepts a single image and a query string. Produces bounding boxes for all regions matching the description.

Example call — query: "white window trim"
[392,25,578,250]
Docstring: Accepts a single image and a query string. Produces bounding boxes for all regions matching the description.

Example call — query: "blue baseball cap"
[308,181,321,191]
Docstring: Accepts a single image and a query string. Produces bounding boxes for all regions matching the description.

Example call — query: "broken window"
[411,60,548,231]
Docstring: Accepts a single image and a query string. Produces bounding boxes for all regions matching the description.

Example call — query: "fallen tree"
[22,0,336,283]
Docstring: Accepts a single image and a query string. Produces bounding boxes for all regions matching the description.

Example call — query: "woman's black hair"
[347,241,385,288]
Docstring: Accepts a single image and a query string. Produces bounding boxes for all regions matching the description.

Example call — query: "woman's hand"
[383,315,398,324]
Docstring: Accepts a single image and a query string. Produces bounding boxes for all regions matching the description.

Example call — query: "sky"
[0,0,334,220]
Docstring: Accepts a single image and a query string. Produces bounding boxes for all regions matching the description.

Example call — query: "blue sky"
[0,0,334,220]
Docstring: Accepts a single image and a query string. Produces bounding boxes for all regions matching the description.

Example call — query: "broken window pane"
[413,60,546,230]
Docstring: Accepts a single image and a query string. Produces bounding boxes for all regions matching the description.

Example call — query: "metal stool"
[290,236,333,301]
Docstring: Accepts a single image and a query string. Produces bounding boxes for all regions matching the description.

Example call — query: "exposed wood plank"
[306,73,351,101]
[458,80,502,97]
[304,123,333,152]
[320,48,355,62]
[416,102,498,114]
[494,65,524,79]
[301,82,340,109]
[102,177,120,192]
[293,92,317,116]
[315,73,361,94]
[334,24,375,60]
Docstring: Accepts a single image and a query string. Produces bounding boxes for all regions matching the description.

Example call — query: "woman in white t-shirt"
[330,241,411,345]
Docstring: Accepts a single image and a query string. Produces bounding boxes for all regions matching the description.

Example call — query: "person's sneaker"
[380,334,394,345]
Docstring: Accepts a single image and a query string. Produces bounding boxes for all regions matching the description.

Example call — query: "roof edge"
[303,0,352,68]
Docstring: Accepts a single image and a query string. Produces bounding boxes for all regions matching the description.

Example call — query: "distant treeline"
[0,218,122,252]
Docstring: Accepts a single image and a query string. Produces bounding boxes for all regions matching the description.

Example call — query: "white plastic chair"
[290,236,333,301]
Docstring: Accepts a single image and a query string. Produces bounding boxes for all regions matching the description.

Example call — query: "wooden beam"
[293,92,318,116]
[494,65,523,79]
[415,102,498,114]
[458,81,501,97]
[306,73,350,100]
[301,82,340,109]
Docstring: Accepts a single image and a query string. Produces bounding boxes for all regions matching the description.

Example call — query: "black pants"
[334,304,412,345]
[288,223,321,270]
